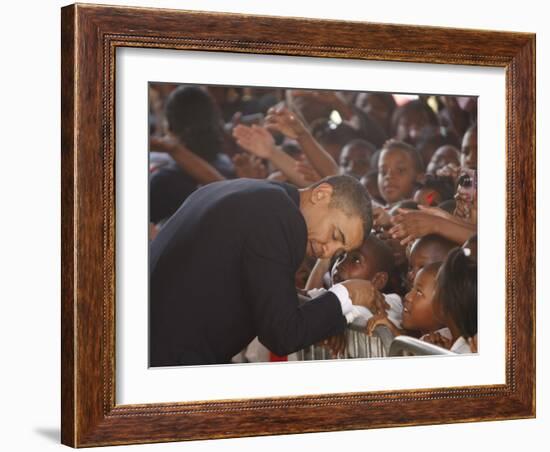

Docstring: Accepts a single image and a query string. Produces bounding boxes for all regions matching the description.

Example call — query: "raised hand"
[233,124,276,159]
[264,106,307,140]
[149,133,181,154]
[389,208,439,245]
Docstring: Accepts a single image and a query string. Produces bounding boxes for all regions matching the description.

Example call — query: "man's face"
[303,185,364,260]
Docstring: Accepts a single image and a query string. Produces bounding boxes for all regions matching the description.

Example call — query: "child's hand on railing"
[319,332,347,358]
[421,331,453,349]
[365,313,403,337]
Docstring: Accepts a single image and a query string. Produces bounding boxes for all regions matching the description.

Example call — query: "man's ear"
[371,272,389,291]
[311,182,333,205]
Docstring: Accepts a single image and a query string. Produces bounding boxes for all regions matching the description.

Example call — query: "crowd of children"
[149,83,479,357]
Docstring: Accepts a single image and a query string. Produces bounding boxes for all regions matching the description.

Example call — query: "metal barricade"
[295,324,394,361]
[388,335,455,356]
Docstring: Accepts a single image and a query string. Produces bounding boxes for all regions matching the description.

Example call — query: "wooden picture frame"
[61,3,535,447]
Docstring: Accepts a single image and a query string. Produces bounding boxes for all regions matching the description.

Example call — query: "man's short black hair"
[310,175,373,242]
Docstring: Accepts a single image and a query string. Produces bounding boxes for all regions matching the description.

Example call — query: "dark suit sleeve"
[242,221,347,356]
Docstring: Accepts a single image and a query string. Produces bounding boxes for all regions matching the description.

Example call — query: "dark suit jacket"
[149,179,346,366]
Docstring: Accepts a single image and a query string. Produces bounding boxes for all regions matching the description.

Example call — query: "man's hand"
[340,279,389,314]
[233,124,276,159]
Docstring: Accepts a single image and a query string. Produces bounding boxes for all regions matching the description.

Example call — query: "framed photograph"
[61,3,535,447]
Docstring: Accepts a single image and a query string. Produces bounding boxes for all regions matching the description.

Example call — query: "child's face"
[378,147,418,204]
[339,145,371,179]
[461,128,478,170]
[331,244,376,284]
[426,145,460,174]
[403,267,441,332]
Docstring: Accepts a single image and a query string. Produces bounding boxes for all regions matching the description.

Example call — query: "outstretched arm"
[150,135,225,185]
[389,207,476,245]
[232,124,311,187]
[264,107,339,178]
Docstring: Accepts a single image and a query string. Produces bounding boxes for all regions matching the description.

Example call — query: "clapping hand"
[233,124,276,159]
[264,106,307,140]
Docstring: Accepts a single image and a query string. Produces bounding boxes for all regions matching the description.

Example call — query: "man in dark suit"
[149,175,376,366]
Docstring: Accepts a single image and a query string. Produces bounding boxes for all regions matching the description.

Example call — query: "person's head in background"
[461,124,478,171]
[285,89,333,125]
[339,139,377,179]
[165,85,223,162]
[416,126,461,171]
[433,246,478,346]
[426,145,461,175]
[437,95,472,139]
[312,121,363,162]
[402,262,445,334]
[392,99,439,146]
[413,175,455,207]
[377,140,424,205]
[360,170,384,206]
[299,175,373,260]
[355,92,397,133]
[331,235,395,291]
[407,234,456,290]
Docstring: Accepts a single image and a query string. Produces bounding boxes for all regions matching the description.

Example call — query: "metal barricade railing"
[295,324,394,361]
[389,335,455,357]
